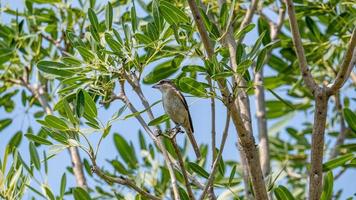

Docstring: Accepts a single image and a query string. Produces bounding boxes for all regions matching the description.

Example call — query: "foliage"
[0,0,355,199]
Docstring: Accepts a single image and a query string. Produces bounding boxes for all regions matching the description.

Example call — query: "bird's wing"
[174,89,194,133]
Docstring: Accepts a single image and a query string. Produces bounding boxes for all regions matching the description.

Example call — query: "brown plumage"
[153,79,201,159]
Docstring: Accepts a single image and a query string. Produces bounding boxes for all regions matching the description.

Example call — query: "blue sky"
[0,0,355,199]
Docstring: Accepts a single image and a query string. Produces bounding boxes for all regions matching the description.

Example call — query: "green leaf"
[229,165,237,186]
[131,2,137,32]
[113,133,138,168]
[178,187,189,200]
[105,33,122,53]
[0,118,12,132]
[179,77,207,97]
[111,160,129,175]
[248,31,266,58]
[143,59,181,84]
[44,186,55,200]
[82,90,97,118]
[60,173,66,198]
[62,99,78,125]
[105,2,113,30]
[188,162,209,179]
[61,56,82,66]
[234,24,255,40]
[88,8,99,31]
[73,187,91,200]
[45,115,69,130]
[321,171,333,200]
[257,17,271,45]
[148,114,169,126]
[37,61,75,77]
[267,89,295,110]
[77,46,95,62]
[323,153,353,171]
[274,185,295,200]
[28,0,60,4]
[159,1,189,25]
[25,134,53,145]
[29,142,41,170]
[8,131,22,149]
[255,48,267,73]
[76,90,85,117]
[343,108,356,133]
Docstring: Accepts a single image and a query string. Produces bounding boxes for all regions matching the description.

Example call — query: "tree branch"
[90,156,161,200]
[327,29,356,95]
[114,78,181,200]
[284,0,319,92]
[187,0,268,199]
[170,135,195,200]
[199,110,231,200]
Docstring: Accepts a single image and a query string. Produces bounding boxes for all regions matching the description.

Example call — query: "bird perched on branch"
[153,79,201,160]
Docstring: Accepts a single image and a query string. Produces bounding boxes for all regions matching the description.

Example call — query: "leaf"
[229,165,237,186]
[8,131,22,149]
[143,60,180,84]
[255,48,267,73]
[29,142,41,170]
[82,90,97,118]
[188,162,209,179]
[77,46,95,62]
[131,2,137,32]
[25,134,53,145]
[37,61,74,77]
[267,89,295,110]
[257,17,271,45]
[159,1,189,25]
[248,31,266,58]
[76,89,85,117]
[60,173,66,198]
[105,2,113,30]
[179,77,207,97]
[321,171,333,200]
[111,160,129,175]
[45,115,69,130]
[105,33,122,53]
[44,186,55,200]
[73,187,92,200]
[148,114,169,126]
[88,8,99,31]
[178,187,189,200]
[234,24,255,40]
[113,133,138,168]
[343,108,356,133]
[0,118,12,132]
[323,153,353,171]
[274,185,295,200]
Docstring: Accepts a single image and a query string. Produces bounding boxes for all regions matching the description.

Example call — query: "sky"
[0,0,355,199]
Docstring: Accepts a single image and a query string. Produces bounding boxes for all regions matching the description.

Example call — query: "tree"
[0,0,355,199]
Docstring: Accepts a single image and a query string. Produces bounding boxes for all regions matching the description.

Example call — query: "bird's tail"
[186,130,201,160]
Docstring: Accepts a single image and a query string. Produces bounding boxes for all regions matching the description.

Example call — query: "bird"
[152,79,201,160]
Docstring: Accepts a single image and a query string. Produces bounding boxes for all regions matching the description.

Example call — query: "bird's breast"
[162,92,187,124]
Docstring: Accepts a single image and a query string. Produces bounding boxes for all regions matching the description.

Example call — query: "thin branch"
[199,110,231,200]
[237,0,260,42]
[284,0,319,92]
[170,135,195,200]
[90,157,161,200]
[350,71,356,85]
[327,29,356,95]
[115,78,181,200]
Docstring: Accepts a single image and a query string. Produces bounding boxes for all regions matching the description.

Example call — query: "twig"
[237,0,260,43]
[115,78,181,200]
[90,157,161,200]
[169,132,195,200]
[199,110,231,200]
[284,0,319,92]
[350,71,356,85]
[327,29,356,95]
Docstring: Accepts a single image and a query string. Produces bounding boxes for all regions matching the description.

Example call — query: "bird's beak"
[152,84,159,89]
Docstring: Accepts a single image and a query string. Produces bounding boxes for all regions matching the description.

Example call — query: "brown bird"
[153,79,201,160]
